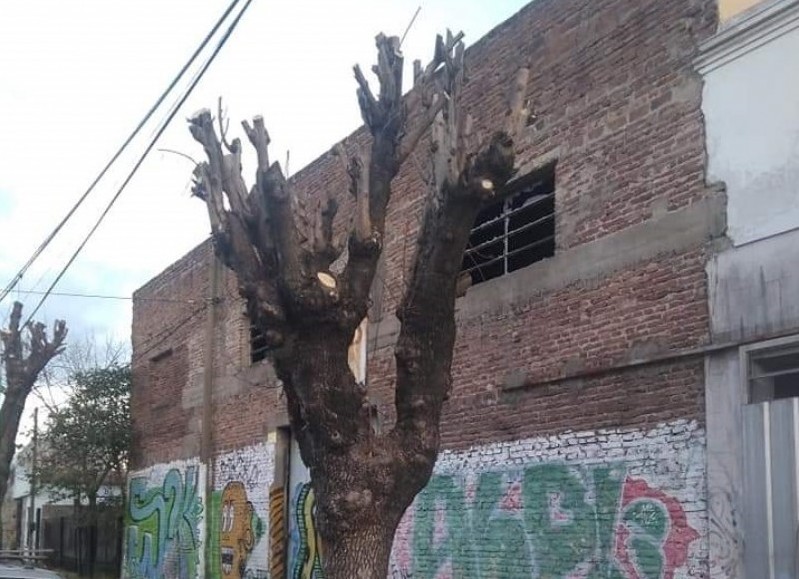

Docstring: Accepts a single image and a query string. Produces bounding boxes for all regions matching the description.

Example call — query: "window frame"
[740,334,799,404]
[460,162,556,287]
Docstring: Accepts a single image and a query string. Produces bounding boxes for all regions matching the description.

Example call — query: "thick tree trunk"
[321,526,396,579]
[0,377,33,545]
[0,390,25,546]
[273,328,429,578]
[189,31,529,578]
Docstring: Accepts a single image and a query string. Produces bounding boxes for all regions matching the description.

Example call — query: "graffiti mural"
[124,463,204,579]
[289,483,323,579]
[390,420,706,579]
[211,442,275,579]
[219,482,257,577]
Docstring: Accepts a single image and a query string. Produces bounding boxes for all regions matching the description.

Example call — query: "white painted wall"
[702,15,799,246]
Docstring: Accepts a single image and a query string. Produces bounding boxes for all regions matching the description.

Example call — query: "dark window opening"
[460,163,556,286]
[749,344,799,403]
[250,324,271,364]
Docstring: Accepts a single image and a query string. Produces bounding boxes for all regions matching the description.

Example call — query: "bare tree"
[35,332,128,413]
[189,31,529,578]
[0,301,67,549]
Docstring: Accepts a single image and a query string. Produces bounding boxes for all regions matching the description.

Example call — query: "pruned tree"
[189,31,529,578]
[0,301,67,549]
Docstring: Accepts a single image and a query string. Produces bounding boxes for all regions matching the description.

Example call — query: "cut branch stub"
[242,116,271,172]
[312,194,340,268]
[504,67,531,138]
[391,63,530,474]
[189,110,289,346]
[340,30,468,324]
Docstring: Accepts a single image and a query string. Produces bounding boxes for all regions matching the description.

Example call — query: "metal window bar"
[464,212,555,257]
[462,166,556,283]
[463,234,555,274]
[468,191,554,236]
[250,324,270,362]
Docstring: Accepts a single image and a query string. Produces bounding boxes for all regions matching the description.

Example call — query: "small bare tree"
[189,32,529,577]
[0,301,67,548]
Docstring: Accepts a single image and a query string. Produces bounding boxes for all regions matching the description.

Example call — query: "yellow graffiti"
[220,481,255,578]
[269,486,286,579]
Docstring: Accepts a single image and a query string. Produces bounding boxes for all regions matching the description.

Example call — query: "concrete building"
[125,0,799,577]
[698,0,799,577]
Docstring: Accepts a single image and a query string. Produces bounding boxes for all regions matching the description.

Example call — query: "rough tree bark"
[190,31,530,578]
[0,301,67,549]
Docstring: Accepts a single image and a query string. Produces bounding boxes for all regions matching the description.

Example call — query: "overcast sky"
[1,0,530,435]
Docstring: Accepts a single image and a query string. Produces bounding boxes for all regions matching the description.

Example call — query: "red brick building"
[126,0,724,577]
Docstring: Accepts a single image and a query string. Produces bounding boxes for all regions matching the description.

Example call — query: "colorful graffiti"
[290,483,323,579]
[125,465,204,579]
[207,486,267,579]
[391,421,706,579]
[211,442,274,579]
[219,482,257,577]
[392,465,699,579]
[269,486,287,579]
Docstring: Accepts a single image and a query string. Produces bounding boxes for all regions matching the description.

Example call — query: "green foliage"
[34,365,131,503]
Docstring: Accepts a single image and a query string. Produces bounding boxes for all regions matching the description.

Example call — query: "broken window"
[250,324,270,364]
[460,163,556,286]
[747,341,799,403]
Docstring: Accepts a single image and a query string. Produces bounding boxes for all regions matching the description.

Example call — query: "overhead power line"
[7,288,209,304]
[24,0,254,325]
[0,0,243,308]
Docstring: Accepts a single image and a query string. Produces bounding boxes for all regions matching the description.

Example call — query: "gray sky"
[1,0,530,434]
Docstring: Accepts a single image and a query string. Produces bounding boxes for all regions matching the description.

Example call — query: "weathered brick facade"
[127,0,723,577]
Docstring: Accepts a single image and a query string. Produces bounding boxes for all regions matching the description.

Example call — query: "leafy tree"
[189,32,529,577]
[35,365,131,509]
[0,301,67,549]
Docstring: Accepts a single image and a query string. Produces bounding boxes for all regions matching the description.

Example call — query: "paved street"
[0,564,62,579]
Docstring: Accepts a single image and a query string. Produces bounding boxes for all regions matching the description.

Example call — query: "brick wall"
[128,0,721,577]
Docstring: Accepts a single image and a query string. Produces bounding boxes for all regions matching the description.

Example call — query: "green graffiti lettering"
[399,462,698,579]
[125,466,203,579]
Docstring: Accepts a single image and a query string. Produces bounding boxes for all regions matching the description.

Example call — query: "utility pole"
[26,407,38,566]
[202,252,219,579]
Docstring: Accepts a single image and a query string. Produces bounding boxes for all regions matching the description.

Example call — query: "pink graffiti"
[614,477,699,579]
[432,502,448,549]
[500,480,522,512]
[434,560,452,579]
[548,491,572,524]
[464,477,477,506]
[391,505,414,572]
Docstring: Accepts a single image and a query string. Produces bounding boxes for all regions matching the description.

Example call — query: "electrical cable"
[0,0,242,307]
[135,303,208,360]
[24,0,254,326]
[5,288,208,304]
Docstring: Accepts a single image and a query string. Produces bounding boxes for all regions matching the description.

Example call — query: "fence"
[41,507,122,577]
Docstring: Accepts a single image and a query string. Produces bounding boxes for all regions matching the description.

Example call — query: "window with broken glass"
[460,163,556,286]
[250,323,270,364]
[747,341,799,403]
